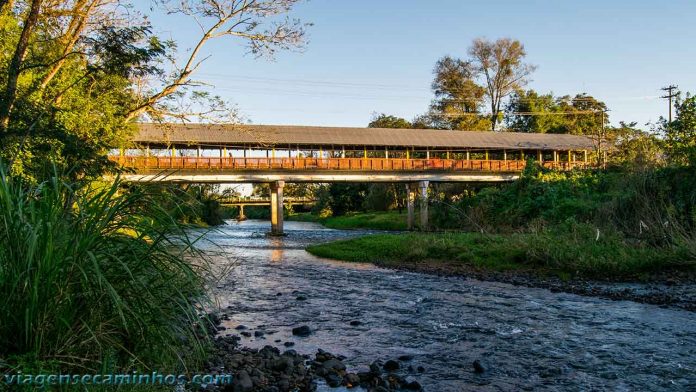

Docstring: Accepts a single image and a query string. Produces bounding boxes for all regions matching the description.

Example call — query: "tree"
[428,56,489,131]
[368,113,411,128]
[606,122,664,168]
[468,38,536,131]
[0,1,309,182]
[661,93,696,165]
[505,90,608,136]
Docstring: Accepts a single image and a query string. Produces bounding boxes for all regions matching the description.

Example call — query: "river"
[197,220,695,391]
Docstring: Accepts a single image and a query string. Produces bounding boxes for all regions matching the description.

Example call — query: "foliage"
[368,113,412,129]
[0,1,308,183]
[427,56,490,131]
[505,90,608,135]
[325,183,369,216]
[0,168,210,373]
[606,122,664,167]
[661,94,696,165]
[468,38,536,131]
[435,164,696,250]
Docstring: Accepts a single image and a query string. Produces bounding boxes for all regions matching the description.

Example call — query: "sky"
[145,0,696,129]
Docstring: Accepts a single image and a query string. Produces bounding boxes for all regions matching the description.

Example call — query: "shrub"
[0,169,210,374]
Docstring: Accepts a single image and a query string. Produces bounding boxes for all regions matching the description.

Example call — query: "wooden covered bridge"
[111,123,595,234]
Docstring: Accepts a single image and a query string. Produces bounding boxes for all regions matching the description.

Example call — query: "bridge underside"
[120,169,519,183]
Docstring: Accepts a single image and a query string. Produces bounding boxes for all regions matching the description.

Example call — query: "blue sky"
[146,0,696,129]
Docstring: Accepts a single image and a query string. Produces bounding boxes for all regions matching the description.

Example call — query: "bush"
[0,169,210,374]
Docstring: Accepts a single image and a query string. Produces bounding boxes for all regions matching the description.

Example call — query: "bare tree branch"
[126,0,308,122]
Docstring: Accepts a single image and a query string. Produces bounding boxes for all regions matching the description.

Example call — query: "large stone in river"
[291,325,312,337]
[383,360,400,372]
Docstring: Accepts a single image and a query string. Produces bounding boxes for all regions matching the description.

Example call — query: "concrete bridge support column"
[418,180,429,230]
[406,183,416,230]
[270,181,285,235]
[238,205,247,221]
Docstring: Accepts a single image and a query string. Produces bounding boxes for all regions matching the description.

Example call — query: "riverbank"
[202,314,424,391]
[288,211,408,231]
[306,232,696,310]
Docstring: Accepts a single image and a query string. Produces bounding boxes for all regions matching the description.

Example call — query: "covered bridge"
[111,123,596,234]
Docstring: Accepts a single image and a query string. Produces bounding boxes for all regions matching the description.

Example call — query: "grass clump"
[0,169,210,376]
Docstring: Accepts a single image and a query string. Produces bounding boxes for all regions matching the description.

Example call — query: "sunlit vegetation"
[0,170,211,375]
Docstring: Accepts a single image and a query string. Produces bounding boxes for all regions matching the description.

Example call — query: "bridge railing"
[110,156,590,172]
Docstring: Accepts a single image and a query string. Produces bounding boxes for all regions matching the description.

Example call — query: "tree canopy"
[368,113,412,129]
[0,0,308,182]
[661,94,696,165]
[505,91,608,135]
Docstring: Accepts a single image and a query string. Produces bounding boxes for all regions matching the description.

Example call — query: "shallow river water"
[199,220,695,391]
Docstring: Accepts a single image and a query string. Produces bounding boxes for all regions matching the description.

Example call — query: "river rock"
[292,325,312,336]
[272,356,295,372]
[369,361,383,375]
[473,359,486,373]
[232,370,253,392]
[398,354,414,361]
[343,373,360,387]
[235,325,247,330]
[315,349,335,362]
[322,358,347,373]
[240,331,252,337]
[404,380,423,390]
[384,360,400,372]
[296,295,308,300]
[349,320,363,326]
[284,341,295,347]
[324,372,343,387]
[254,330,265,337]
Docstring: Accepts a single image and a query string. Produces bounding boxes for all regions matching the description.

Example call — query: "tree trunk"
[0,0,43,130]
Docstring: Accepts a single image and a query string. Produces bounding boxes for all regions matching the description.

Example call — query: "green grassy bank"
[289,211,408,231]
[306,229,694,281]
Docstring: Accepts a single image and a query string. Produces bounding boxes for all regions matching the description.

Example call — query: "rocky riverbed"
[370,260,696,311]
[200,316,425,391]
[194,220,696,391]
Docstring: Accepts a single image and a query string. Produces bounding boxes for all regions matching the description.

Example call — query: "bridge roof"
[134,123,594,151]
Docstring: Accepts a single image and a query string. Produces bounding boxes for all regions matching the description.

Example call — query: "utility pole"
[661,85,678,123]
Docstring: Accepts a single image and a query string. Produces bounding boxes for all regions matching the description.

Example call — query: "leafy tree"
[505,90,566,133]
[468,38,536,131]
[661,94,696,165]
[606,122,664,168]
[0,1,308,183]
[506,91,608,136]
[368,113,412,128]
[428,56,490,131]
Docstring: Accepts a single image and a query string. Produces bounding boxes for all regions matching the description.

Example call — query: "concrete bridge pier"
[419,180,429,230]
[406,181,429,230]
[270,181,285,235]
[237,204,247,221]
[406,183,416,230]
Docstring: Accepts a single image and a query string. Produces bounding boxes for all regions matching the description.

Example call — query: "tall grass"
[0,169,210,374]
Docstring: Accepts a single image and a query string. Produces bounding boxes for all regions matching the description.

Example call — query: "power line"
[660,85,678,122]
